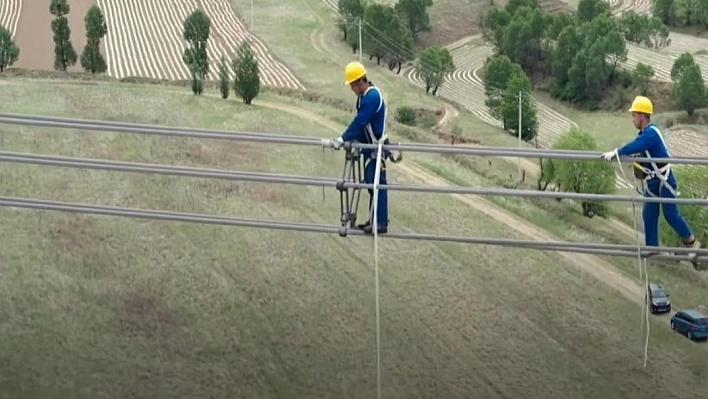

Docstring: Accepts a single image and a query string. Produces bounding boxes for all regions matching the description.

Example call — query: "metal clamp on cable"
[388,149,403,164]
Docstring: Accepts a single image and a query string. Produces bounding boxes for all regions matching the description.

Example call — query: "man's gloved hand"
[601,148,618,162]
[321,137,344,150]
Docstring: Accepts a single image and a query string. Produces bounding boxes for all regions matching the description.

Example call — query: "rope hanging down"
[614,157,650,368]
[372,140,385,399]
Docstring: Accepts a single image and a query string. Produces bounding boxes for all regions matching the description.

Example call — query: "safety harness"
[631,126,676,197]
[361,85,402,164]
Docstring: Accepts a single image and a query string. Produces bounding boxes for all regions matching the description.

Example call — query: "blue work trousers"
[363,154,388,227]
[643,180,692,246]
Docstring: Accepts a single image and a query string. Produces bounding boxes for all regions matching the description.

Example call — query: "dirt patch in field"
[42,213,118,278]
[13,0,98,72]
[417,0,491,48]
[112,289,184,339]
[419,0,572,47]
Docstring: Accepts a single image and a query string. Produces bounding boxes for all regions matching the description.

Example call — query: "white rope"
[615,157,650,367]
[372,141,384,399]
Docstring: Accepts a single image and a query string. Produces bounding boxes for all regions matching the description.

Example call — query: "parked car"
[646,283,671,314]
[670,309,708,341]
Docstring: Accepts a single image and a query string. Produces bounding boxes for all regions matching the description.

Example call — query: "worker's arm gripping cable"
[615,155,651,368]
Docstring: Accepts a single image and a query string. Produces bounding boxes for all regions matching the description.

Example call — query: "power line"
[1,195,706,261]
[1,113,707,165]
[3,150,708,205]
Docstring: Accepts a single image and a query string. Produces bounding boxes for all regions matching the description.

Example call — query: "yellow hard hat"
[629,96,653,115]
[344,62,366,85]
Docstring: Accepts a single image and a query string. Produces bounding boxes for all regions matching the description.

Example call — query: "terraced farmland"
[96,0,304,89]
[0,0,22,36]
[665,127,708,158]
[406,44,635,189]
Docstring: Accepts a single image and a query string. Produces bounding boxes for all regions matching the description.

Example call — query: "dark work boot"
[361,223,387,235]
[356,221,370,230]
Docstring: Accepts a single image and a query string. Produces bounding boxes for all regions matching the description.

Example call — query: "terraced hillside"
[0,0,21,36]
[1,0,304,89]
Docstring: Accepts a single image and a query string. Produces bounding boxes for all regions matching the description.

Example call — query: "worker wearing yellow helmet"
[601,96,700,261]
[321,61,394,234]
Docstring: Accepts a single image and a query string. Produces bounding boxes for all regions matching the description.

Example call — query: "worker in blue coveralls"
[321,62,390,235]
[601,95,700,256]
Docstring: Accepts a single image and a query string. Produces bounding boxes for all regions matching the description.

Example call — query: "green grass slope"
[0,79,707,398]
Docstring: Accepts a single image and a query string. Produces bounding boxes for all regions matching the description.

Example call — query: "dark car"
[646,283,671,314]
[670,309,708,341]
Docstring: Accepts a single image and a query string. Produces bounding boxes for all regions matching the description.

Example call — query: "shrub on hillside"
[395,106,416,125]
[539,128,616,218]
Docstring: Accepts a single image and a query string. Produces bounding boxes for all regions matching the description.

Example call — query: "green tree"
[541,128,616,218]
[0,25,20,72]
[670,52,695,82]
[417,45,455,95]
[80,5,108,74]
[632,62,654,95]
[232,40,260,105]
[394,0,433,38]
[577,0,610,22]
[346,21,360,54]
[499,69,538,141]
[653,0,674,24]
[182,10,211,80]
[483,54,516,117]
[217,55,230,99]
[190,66,204,96]
[338,0,365,41]
[50,0,78,71]
[395,106,416,125]
[362,4,410,65]
[384,16,414,73]
[673,63,706,115]
[482,8,511,49]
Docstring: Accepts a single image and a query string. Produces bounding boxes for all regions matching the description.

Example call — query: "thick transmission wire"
[1,195,707,261]
[2,113,708,165]
[3,150,708,206]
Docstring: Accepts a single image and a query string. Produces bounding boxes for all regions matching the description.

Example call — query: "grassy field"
[2,79,708,398]
[228,0,450,110]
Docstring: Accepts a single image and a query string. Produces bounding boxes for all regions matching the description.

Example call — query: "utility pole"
[358,17,363,63]
[518,90,522,181]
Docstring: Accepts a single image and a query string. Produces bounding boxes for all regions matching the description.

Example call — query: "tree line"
[181,10,260,104]
[479,0,707,220]
[336,0,456,95]
[481,0,706,136]
[0,1,261,104]
[653,0,708,30]
[482,0,676,106]
[0,0,108,74]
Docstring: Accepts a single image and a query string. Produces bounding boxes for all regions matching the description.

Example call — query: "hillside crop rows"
[95,0,304,90]
[0,0,22,36]
[406,45,635,189]
[401,0,708,190]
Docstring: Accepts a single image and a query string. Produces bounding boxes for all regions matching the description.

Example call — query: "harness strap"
[636,149,676,197]
[361,86,403,164]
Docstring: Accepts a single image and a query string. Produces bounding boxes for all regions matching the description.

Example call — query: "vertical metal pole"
[358,18,363,63]
[518,90,522,180]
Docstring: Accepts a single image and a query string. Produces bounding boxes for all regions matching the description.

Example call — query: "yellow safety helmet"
[629,96,653,115]
[344,61,366,85]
